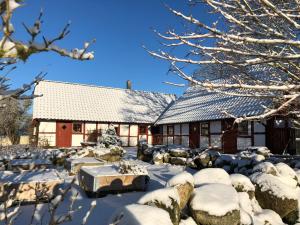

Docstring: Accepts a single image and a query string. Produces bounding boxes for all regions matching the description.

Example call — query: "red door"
[189,122,200,148]
[222,120,237,153]
[56,121,72,147]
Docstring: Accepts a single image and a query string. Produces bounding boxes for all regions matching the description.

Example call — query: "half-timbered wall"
[162,123,190,147]
[161,120,266,152]
[37,120,152,147]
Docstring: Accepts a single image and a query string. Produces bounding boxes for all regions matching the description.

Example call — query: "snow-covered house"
[154,85,296,155]
[32,80,297,154]
[32,80,175,147]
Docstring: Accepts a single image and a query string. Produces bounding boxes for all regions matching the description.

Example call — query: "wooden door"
[189,122,200,148]
[266,118,290,154]
[222,120,237,153]
[56,121,72,147]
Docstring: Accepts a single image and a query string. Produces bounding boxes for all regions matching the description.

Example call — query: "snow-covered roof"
[33,80,175,123]
[156,84,272,125]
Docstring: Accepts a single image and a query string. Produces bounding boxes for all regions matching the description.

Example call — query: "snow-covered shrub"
[98,124,122,147]
[118,161,148,175]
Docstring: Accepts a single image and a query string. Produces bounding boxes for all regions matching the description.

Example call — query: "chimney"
[126,80,132,90]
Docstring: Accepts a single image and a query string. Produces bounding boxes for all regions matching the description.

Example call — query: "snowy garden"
[0,0,300,224]
[0,125,299,225]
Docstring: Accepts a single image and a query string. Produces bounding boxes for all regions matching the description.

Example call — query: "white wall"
[148,125,152,135]
[39,121,56,133]
[98,123,108,134]
[210,121,221,133]
[38,121,56,147]
[130,125,138,136]
[38,134,56,147]
[120,124,129,136]
[85,123,96,134]
[147,135,152,145]
[120,136,129,146]
[72,134,83,146]
[129,137,137,146]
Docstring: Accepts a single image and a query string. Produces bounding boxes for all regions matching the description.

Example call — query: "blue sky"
[10,0,214,96]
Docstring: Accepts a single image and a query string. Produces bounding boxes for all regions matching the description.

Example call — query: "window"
[167,125,174,135]
[200,123,209,136]
[73,123,82,133]
[238,121,250,136]
[139,125,147,135]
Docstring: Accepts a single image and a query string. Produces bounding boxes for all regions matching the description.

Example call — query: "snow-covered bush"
[99,124,122,147]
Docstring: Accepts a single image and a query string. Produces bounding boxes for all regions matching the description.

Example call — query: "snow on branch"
[0,1,95,61]
[148,0,300,122]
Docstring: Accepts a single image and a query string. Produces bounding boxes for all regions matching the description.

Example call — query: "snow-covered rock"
[238,192,253,225]
[138,187,181,225]
[170,157,187,166]
[189,183,240,225]
[169,146,190,158]
[166,171,194,209]
[253,162,279,175]
[153,152,164,165]
[230,174,255,199]
[179,217,197,225]
[253,209,286,225]
[166,171,194,187]
[250,172,299,223]
[193,153,213,169]
[109,204,173,225]
[214,154,235,167]
[193,168,231,187]
[275,162,298,181]
[163,152,171,163]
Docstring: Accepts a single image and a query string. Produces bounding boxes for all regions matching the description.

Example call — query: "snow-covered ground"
[11,148,188,225]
